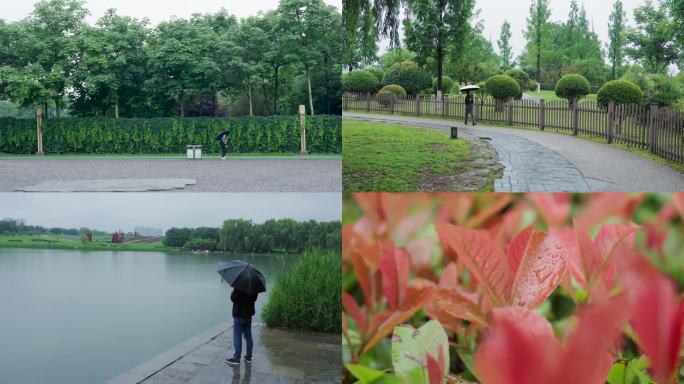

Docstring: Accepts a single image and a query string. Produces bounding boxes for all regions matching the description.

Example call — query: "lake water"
[0,248,291,384]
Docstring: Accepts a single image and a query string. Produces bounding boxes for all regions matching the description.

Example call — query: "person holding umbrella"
[216,260,266,366]
[216,130,229,159]
[459,85,480,126]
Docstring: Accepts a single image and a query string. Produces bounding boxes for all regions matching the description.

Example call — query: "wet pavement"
[108,322,341,384]
[0,156,342,192]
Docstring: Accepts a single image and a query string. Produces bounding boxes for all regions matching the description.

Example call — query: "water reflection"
[229,363,252,384]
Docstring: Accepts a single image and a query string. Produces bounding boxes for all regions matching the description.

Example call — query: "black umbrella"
[216,260,266,295]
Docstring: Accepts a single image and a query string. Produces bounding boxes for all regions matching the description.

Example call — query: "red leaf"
[475,307,561,384]
[672,193,684,218]
[426,288,486,331]
[351,250,374,308]
[559,294,632,384]
[632,276,684,384]
[379,248,410,310]
[573,221,603,285]
[438,262,458,289]
[528,193,570,227]
[437,223,512,306]
[426,351,443,384]
[506,225,534,275]
[342,291,367,333]
[575,193,643,230]
[510,232,569,308]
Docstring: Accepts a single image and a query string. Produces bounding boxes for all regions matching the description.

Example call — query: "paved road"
[345,112,684,192]
[0,157,341,192]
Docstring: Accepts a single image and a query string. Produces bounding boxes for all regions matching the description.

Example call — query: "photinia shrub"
[342,193,684,384]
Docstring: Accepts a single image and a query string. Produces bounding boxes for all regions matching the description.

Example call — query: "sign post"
[35,107,44,156]
[299,104,308,156]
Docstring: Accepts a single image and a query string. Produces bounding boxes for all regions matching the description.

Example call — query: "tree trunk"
[44,102,48,119]
[248,82,253,116]
[54,97,61,119]
[114,99,119,119]
[306,68,314,116]
[180,98,185,118]
[273,65,279,115]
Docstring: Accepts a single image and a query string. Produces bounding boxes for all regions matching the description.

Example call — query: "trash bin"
[186,145,202,159]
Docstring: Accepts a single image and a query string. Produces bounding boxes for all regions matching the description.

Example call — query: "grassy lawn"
[0,234,171,252]
[343,120,500,191]
[524,90,597,101]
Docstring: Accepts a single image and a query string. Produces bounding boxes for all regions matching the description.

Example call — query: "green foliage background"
[0,115,341,154]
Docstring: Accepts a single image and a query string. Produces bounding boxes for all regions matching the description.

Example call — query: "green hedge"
[0,115,341,154]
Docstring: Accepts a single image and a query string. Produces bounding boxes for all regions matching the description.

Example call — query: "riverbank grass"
[0,234,170,252]
[262,250,340,333]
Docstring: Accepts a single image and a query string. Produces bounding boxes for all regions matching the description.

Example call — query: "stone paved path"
[344,113,684,192]
[107,322,340,384]
[0,156,341,192]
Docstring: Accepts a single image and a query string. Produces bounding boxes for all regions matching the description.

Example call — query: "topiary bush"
[504,68,531,99]
[555,74,591,104]
[377,84,407,107]
[597,80,643,106]
[367,67,385,84]
[342,70,380,93]
[432,76,454,94]
[485,75,521,103]
[381,61,432,95]
[644,75,682,107]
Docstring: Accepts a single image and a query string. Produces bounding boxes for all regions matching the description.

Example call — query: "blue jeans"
[232,317,253,360]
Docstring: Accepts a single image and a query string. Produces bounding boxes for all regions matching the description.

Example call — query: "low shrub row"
[0,115,341,154]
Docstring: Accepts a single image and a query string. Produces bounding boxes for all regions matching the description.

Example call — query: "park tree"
[607,0,627,80]
[403,0,475,96]
[258,10,290,114]
[497,20,513,70]
[449,15,500,85]
[524,0,552,84]
[71,9,149,118]
[625,1,679,74]
[145,18,220,117]
[342,0,402,47]
[342,1,378,71]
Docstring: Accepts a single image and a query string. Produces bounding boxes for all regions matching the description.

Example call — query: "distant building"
[134,226,163,237]
[112,231,125,244]
[2,218,26,225]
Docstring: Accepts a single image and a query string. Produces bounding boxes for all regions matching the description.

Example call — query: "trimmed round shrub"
[341,70,379,93]
[555,74,591,103]
[378,84,407,97]
[597,80,643,106]
[377,84,407,107]
[645,75,682,107]
[504,68,531,98]
[432,76,454,93]
[485,75,521,102]
[381,61,431,95]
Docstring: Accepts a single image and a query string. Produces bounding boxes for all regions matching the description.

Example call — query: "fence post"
[572,99,579,136]
[342,92,348,111]
[507,101,513,125]
[416,95,421,116]
[366,92,371,113]
[299,104,308,156]
[443,94,449,117]
[539,99,545,131]
[475,98,480,123]
[648,103,658,153]
[35,107,44,156]
[607,101,614,144]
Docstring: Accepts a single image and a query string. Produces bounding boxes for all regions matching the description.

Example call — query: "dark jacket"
[216,131,229,143]
[231,289,257,318]
[465,93,474,106]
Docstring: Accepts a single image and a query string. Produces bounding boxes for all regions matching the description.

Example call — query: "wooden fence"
[343,92,684,163]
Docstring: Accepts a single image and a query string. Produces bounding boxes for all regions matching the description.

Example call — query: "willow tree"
[403,0,475,95]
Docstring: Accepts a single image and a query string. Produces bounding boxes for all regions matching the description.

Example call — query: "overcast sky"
[1,0,341,25]
[0,193,340,231]
[381,0,644,60]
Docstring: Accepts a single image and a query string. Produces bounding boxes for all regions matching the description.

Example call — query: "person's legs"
[243,317,253,361]
[232,317,244,360]
[220,142,227,159]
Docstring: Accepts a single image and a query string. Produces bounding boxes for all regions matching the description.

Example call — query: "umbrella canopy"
[216,260,266,295]
[459,85,480,92]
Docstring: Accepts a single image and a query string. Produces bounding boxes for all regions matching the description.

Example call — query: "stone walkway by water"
[106,322,340,384]
[344,113,684,192]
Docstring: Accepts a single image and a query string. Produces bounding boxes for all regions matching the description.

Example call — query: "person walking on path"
[464,90,476,126]
[216,130,229,159]
[225,288,258,366]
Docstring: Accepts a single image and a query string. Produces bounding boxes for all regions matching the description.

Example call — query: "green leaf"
[391,320,449,384]
[346,364,386,384]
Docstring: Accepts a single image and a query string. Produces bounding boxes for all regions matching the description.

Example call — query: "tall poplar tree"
[524,0,551,83]
[607,0,627,79]
[497,20,512,70]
